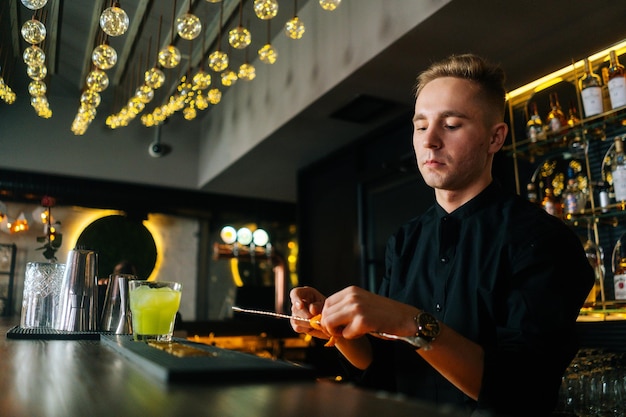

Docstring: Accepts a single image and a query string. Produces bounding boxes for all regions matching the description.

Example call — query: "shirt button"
[435,304,442,312]
[440,257,448,263]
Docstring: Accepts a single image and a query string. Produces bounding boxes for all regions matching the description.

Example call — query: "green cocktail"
[129,280,182,342]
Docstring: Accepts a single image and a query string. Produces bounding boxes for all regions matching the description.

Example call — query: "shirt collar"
[434,181,503,220]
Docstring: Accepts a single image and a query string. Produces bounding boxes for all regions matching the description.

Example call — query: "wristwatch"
[413,311,440,350]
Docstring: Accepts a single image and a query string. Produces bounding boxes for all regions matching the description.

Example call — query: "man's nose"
[420,128,442,149]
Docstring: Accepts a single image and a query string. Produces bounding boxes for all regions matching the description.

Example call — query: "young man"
[290,54,594,416]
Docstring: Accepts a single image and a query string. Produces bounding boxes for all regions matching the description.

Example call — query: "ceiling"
[2,0,626,203]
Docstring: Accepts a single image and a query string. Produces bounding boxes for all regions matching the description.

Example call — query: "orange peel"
[310,314,335,347]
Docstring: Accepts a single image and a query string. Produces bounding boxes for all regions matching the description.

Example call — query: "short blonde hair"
[414,54,506,121]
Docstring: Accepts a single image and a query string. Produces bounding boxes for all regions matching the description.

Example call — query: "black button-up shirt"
[359,182,594,416]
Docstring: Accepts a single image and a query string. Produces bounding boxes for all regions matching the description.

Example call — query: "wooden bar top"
[0,318,463,417]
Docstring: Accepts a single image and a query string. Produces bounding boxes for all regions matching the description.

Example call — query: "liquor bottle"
[601,67,612,111]
[611,136,626,202]
[541,186,562,218]
[607,50,626,109]
[611,234,626,301]
[546,92,567,133]
[582,230,604,308]
[526,183,538,203]
[526,102,544,142]
[562,178,582,215]
[597,181,610,213]
[578,58,603,117]
[566,100,581,127]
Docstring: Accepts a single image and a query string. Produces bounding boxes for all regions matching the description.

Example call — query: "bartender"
[290,54,594,416]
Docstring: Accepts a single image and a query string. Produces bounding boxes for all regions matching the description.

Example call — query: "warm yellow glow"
[231,258,244,287]
[142,214,164,281]
[65,209,122,249]
[506,39,626,104]
[65,209,164,281]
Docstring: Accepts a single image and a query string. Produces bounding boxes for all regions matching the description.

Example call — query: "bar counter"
[0,318,463,417]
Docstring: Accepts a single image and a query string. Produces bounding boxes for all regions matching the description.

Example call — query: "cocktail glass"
[128,280,182,342]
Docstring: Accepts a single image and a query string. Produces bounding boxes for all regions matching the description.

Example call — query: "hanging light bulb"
[254,0,279,20]
[21,0,48,10]
[135,85,154,104]
[145,67,166,89]
[208,50,228,72]
[92,44,118,70]
[221,69,237,87]
[195,93,209,110]
[158,45,181,69]
[228,26,251,49]
[285,16,305,39]
[26,64,47,81]
[207,88,222,104]
[23,45,45,66]
[21,19,47,44]
[192,70,211,90]
[176,13,202,40]
[319,0,341,11]
[80,90,101,108]
[183,105,197,120]
[205,0,221,2]
[258,44,277,64]
[100,4,130,37]
[238,63,256,81]
[10,213,29,233]
[86,69,109,92]
[28,80,47,96]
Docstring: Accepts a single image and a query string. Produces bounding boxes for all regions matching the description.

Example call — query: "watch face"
[418,312,440,339]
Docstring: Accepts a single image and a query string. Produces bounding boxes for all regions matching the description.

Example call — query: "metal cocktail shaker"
[100,274,134,334]
[53,248,99,332]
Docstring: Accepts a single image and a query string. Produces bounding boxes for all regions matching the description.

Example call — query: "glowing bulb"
[28,80,47,96]
[237,228,253,245]
[258,44,278,64]
[80,90,101,108]
[253,0,279,20]
[21,0,48,11]
[23,45,45,66]
[176,13,202,40]
[228,26,252,49]
[100,6,130,37]
[26,64,47,81]
[221,69,238,87]
[135,85,154,103]
[86,69,109,92]
[192,70,211,90]
[252,229,269,246]
[220,226,237,244]
[285,16,305,39]
[319,0,341,11]
[158,45,181,69]
[145,67,166,89]
[208,50,229,72]
[21,19,47,44]
[238,63,256,81]
[92,44,118,70]
[207,88,222,104]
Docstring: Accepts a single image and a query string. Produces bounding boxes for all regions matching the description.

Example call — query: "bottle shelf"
[504,105,626,159]
[507,44,626,318]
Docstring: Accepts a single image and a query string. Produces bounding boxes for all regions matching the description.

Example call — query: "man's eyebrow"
[412,111,468,122]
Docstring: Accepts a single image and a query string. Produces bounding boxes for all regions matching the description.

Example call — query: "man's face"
[412,77,501,194]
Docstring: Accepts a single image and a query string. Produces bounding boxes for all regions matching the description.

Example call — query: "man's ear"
[489,122,508,153]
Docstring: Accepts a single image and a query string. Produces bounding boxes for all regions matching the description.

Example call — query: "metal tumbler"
[100,274,135,334]
[53,248,99,332]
